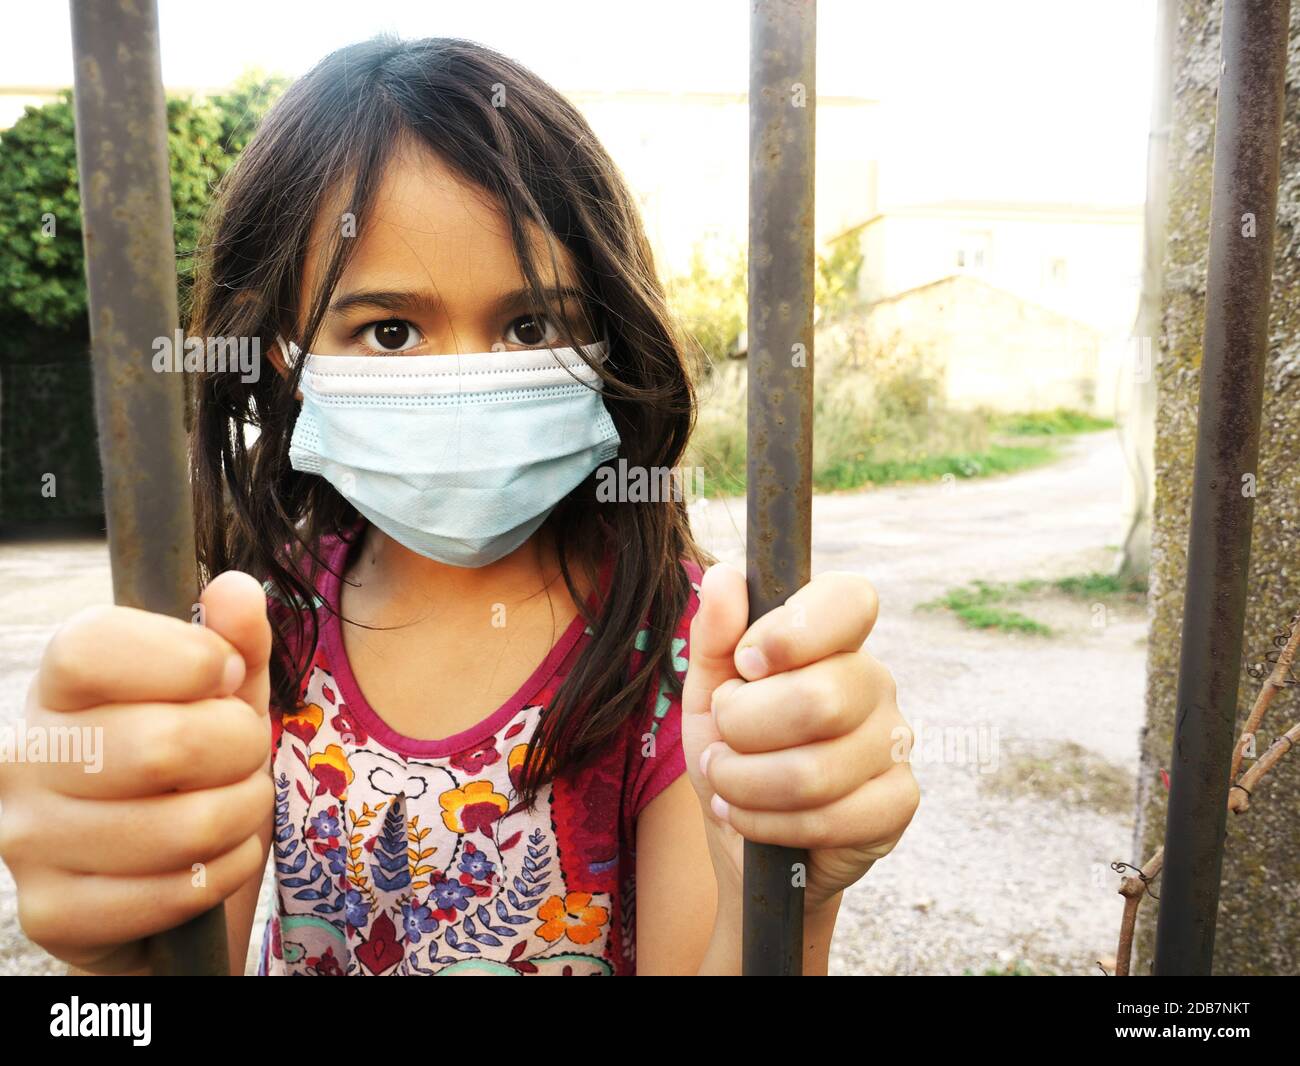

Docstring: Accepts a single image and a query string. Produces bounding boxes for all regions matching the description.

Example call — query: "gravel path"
[0,432,1145,975]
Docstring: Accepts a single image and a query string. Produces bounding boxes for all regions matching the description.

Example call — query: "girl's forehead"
[301,144,577,308]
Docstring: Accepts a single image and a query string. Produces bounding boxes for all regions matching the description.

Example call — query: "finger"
[716,761,920,850]
[37,605,245,713]
[681,562,749,721]
[713,650,887,753]
[733,570,879,680]
[15,831,269,959]
[199,570,274,718]
[703,709,899,811]
[5,771,274,877]
[34,697,270,799]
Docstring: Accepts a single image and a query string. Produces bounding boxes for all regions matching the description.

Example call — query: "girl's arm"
[634,774,842,975]
[633,774,717,975]
[222,855,270,975]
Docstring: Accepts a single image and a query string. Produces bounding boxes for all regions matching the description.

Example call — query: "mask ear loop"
[276,335,303,371]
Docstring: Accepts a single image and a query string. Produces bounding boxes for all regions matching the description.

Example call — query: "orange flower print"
[283,701,324,743]
[507,743,529,791]
[308,744,353,798]
[440,780,509,835]
[537,893,609,945]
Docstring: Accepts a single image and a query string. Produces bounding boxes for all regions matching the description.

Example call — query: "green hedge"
[0,74,286,523]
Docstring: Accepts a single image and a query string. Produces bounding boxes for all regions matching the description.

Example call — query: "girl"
[0,36,918,975]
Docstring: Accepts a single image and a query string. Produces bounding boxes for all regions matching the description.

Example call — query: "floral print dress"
[257,530,701,976]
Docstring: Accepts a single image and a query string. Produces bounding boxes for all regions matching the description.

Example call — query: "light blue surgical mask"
[286,340,621,567]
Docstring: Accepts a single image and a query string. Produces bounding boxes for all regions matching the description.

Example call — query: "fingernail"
[710,793,730,822]
[699,745,715,778]
[221,654,245,695]
[736,644,769,680]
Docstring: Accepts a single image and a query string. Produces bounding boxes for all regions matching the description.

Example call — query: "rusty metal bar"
[745,0,815,976]
[69,0,229,976]
[1152,0,1289,976]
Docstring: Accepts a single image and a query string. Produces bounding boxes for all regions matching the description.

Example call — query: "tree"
[0,74,288,523]
[0,73,289,334]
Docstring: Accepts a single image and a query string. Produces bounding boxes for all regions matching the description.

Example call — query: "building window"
[957,231,991,274]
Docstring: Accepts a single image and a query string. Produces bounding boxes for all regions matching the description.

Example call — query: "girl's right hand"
[0,570,275,973]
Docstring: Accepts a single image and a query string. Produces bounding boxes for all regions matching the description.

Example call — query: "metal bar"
[1152,0,1289,976]
[745,0,815,976]
[69,0,229,977]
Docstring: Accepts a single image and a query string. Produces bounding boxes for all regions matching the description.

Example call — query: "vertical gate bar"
[745,0,815,976]
[1152,0,1289,976]
[69,0,229,976]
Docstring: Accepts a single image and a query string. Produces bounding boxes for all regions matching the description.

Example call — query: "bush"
[665,242,748,372]
[665,235,867,372]
[684,315,1063,496]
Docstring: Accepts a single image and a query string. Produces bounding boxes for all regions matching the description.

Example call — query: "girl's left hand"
[681,563,920,913]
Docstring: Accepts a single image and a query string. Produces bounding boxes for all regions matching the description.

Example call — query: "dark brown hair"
[188,35,708,804]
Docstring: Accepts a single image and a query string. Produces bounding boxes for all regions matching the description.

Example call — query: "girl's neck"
[343,520,586,625]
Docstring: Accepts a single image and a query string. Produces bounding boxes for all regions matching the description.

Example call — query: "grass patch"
[1050,572,1147,600]
[814,442,1058,492]
[980,739,1133,817]
[920,581,1052,635]
[921,571,1147,635]
[995,407,1115,436]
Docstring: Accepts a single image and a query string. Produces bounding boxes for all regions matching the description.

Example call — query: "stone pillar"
[1134,0,1300,974]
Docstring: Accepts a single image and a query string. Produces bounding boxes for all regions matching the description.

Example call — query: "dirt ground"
[0,432,1145,975]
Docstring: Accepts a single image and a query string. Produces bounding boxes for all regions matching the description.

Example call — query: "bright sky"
[4,0,1156,205]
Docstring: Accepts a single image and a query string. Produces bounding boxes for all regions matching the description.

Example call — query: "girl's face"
[295,139,596,359]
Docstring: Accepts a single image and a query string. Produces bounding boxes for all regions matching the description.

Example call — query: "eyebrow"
[327,285,589,319]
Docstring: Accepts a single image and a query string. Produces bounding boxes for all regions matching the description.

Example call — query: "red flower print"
[331,702,368,745]
[306,947,344,976]
[450,739,500,774]
[355,912,403,975]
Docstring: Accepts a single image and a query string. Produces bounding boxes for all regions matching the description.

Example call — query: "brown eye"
[505,314,559,348]
[363,319,419,352]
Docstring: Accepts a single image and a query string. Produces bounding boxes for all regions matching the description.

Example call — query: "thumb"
[681,565,749,801]
[198,570,273,717]
[682,563,750,720]
[686,566,748,806]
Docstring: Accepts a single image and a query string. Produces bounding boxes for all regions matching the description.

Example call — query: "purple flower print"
[458,846,496,882]
[429,879,475,914]
[345,888,369,929]
[311,809,342,839]
[402,900,438,944]
[324,844,347,877]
